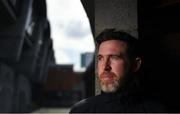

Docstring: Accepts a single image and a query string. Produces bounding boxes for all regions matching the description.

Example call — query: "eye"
[111,55,119,59]
[111,55,122,60]
[97,55,103,61]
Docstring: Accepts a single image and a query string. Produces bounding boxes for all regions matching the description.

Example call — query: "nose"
[103,58,111,71]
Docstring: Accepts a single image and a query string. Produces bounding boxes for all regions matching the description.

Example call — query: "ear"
[133,57,142,72]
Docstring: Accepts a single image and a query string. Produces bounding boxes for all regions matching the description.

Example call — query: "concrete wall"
[95,0,138,37]
[95,0,138,95]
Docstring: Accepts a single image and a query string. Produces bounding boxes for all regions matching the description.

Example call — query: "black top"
[69,90,166,113]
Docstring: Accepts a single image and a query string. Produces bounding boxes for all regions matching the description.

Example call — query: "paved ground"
[32,107,70,114]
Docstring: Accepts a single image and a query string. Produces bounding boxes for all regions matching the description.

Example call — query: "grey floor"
[32,107,70,114]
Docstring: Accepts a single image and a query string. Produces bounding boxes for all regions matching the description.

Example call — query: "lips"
[100,72,116,81]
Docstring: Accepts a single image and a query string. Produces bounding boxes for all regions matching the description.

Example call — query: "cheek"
[112,62,126,77]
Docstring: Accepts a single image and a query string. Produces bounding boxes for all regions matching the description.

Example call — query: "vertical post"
[95,0,138,95]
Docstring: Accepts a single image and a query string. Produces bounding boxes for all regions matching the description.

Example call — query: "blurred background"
[0,0,180,113]
[0,0,95,113]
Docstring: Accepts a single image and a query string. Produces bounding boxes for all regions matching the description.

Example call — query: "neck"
[101,88,121,95]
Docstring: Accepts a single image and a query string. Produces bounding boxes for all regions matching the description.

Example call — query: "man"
[70,29,166,113]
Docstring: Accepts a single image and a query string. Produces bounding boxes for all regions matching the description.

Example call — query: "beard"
[99,72,121,93]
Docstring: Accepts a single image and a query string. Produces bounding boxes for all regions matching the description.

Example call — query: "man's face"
[97,40,129,93]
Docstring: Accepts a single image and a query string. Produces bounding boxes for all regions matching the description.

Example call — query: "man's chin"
[101,83,119,93]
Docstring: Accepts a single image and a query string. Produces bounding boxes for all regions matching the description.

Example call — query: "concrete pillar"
[95,0,138,95]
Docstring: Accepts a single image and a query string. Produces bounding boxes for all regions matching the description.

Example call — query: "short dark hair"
[96,28,139,59]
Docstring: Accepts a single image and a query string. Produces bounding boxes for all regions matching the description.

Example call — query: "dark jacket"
[70,89,166,113]
[70,74,167,113]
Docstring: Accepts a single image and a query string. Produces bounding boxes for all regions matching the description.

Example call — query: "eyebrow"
[97,53,124,57]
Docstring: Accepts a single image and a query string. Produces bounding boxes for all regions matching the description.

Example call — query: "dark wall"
[138,0,180,112]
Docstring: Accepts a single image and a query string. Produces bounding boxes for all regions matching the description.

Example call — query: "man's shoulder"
[72,96,97,108]
[131,95,167,112]
[69,95,101,113]
[141,97,167,112]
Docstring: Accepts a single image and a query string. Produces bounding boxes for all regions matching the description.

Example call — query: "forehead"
[98,40,127,54]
